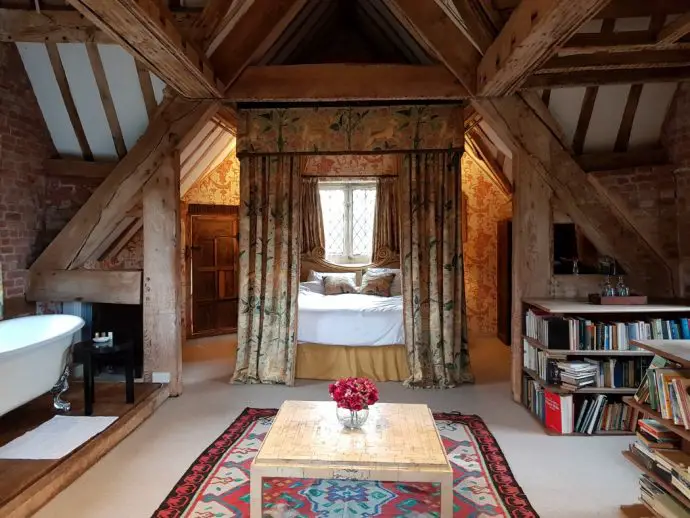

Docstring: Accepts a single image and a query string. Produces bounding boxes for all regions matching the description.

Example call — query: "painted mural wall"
[184,151,240,206]
[461,154,512,337]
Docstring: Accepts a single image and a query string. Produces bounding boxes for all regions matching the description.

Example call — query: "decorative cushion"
[323,275,358,295]
[299,280,325,295]
[308,270,357,283]
[360,272,396,297]
[366,268,402,296]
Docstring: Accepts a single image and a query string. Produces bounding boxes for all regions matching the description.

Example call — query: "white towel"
[0,415,118,459]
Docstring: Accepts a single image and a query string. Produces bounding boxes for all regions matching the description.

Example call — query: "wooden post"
[143,151,182,396]
[510,151,553,402]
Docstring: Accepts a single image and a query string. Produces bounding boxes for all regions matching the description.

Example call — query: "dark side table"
[73,340,135,416]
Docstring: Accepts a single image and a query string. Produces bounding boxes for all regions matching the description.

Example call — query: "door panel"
[189,210,239,337]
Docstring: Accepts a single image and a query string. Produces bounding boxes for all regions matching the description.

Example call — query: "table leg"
[84,354,93,416]
[440,473,453,518]
[250,468,262,516]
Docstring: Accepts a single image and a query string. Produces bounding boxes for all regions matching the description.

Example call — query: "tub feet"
[51,364,71,413]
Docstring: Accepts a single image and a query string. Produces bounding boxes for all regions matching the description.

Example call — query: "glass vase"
[336,407,369,429]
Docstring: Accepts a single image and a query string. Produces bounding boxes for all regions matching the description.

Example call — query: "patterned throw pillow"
[323,275,358,295]
[360,272,396,297]
[366,267,402,296]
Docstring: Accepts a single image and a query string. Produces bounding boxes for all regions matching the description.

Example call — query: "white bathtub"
[0,314,85,417]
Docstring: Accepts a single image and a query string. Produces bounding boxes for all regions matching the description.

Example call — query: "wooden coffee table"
[250,400,453,516]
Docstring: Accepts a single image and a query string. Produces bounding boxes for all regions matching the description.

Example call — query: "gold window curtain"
[400,151,473,388]
[372,177,400,263]
[232,155,301,385]
[301,177,325,257]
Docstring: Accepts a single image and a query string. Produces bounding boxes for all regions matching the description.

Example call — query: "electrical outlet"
[152,372,171,384]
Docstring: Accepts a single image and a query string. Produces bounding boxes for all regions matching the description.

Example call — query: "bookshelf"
[521,299,690,436]
[620,339,690,517]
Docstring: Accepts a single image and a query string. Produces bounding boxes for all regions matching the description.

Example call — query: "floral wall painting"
[462,154,512,337]
[184,151,240,206]
[303,154,399,176]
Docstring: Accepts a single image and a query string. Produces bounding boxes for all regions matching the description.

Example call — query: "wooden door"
[497,218,512,346]
[188,208,239,338]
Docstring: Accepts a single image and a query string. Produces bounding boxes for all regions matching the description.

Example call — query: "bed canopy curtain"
[301,177,325,256]
[232,155,301,384]
[372,177,400,262]
[400,152,473,387]
[234,104,469,387]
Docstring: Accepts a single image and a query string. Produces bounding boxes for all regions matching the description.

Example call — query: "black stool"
[73,340,135,416]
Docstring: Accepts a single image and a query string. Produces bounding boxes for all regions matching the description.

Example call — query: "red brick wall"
[0,43,55,300]
[662,81,690,294]
[591,81,690,296]
[44,176,99,245]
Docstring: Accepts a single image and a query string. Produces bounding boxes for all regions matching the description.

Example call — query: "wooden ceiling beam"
[658,13,690,45]
[44,158,115,180]
[207,0,307,89]
[189,0,235,49]
[478,0,611,96]
[539,49,690,74]
[385,0,481,95]
[225,64,468,102]
[523,66,690,88]
[576,148,670,173]
[434,0,496,53]
[561,31,690,56]
[66,0,220,99]
[0,7,198,43]
[492,0,690,19]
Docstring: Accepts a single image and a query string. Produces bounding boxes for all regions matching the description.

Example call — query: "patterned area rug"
[153,408,538,517]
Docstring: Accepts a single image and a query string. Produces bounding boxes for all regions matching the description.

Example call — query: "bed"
[295,255,410,382]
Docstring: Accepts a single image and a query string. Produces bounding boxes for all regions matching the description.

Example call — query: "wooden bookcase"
[620,339,690,517]
[521,299,690,436]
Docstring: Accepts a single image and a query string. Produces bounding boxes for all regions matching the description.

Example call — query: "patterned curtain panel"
[232,156,301,385]
[238,105,464,155]
[400,152,473,388]
[301,177,325,256]
[372,177,400,263]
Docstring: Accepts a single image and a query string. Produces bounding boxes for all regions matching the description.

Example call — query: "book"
[544,390,573,434]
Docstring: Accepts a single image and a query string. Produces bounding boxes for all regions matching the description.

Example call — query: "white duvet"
[297,288,404,346]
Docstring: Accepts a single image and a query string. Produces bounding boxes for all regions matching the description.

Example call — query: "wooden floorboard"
[0,382,167,518]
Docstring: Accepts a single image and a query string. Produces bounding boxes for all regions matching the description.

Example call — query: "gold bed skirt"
[295,343,410,382]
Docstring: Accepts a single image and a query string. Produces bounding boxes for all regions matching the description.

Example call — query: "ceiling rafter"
[477,0,612,96]
[66,0,220,99]
[658,13,690,45]
[385,0,481,95]
[523,67,690,89]
[0,7,199,43]
[226,64,468,102]
[206,0,307,90]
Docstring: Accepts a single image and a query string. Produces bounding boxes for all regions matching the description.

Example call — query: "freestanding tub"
[0,314,85,417]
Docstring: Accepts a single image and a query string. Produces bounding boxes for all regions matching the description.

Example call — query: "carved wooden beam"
[523,67,690,88]
[473,95,676,296]
[44,158,115,180]
[66,0,220,98]
[477,0,612,96]
[226,64,469,101]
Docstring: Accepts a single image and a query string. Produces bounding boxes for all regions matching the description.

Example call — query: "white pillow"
[299,280,325,295]
[366,268,402,296]
[308,270,357,284]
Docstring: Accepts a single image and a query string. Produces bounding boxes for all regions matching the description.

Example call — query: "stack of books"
[629,419,690,516]
[640,475,690,517]
[574,395,633,434]
[558,361,598,390]
[524,309,690,351]
[634,356,690,429]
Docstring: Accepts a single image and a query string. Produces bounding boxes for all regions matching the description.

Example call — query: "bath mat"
[0,415,117,459]
[153,408,538,517]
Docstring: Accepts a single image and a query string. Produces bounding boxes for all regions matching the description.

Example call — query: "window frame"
[318,180,377,265]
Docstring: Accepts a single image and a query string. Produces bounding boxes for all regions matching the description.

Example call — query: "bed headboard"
[300,248,400,282]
